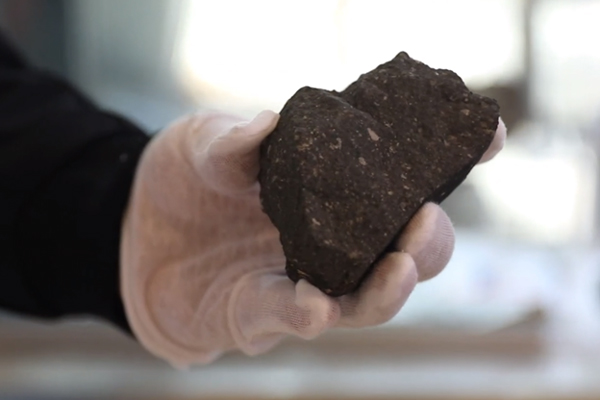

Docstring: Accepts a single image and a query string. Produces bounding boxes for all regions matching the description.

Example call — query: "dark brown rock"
[258,52,500,297]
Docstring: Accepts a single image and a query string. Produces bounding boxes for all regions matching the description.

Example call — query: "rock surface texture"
[259,52,500,296]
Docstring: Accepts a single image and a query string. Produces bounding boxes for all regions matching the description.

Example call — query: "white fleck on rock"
[460,109,471,116]
[358,157,367,166]
[312,218,321,226]
[367,128,380,141]
[348,250,361,259]
[330,138,342,150]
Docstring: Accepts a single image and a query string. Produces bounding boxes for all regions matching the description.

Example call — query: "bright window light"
[470,139,597,245]
[532,0,600,124]
[174,0,523,116]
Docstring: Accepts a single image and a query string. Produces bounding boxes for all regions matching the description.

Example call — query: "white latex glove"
[121,110,506,368]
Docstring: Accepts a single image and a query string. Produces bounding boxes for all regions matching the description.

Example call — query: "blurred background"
[2,0,600,399]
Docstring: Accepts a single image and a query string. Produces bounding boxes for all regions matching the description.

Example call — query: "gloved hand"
[120,109,506,368]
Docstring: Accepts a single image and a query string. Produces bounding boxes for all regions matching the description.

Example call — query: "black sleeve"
[0,32,150,333]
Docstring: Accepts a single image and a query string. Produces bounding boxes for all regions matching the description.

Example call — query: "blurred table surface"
[2,235,600,400]
[0,309,600,400]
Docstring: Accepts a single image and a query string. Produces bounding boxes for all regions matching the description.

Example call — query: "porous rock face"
[259,52,499,296]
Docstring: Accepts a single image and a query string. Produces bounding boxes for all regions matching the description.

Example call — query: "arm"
[0,32,149,332]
